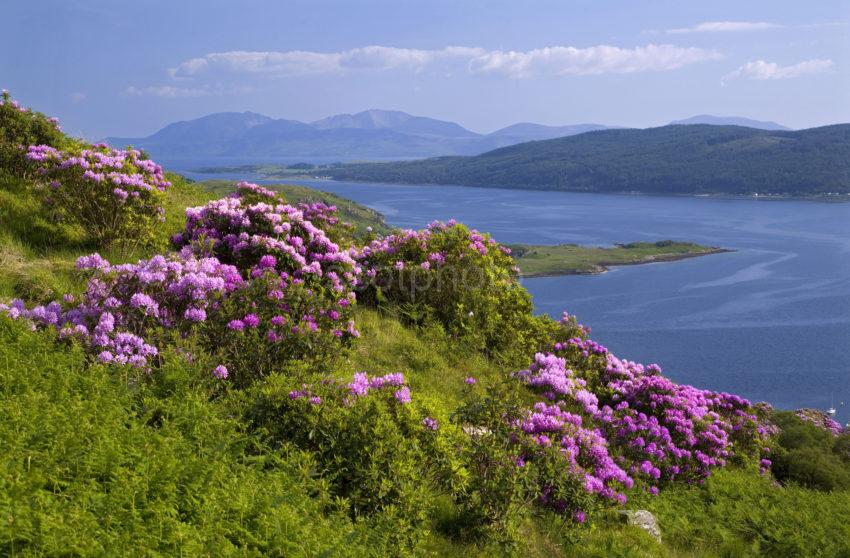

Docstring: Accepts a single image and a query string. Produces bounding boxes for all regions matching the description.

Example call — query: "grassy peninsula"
[511,241,728,277]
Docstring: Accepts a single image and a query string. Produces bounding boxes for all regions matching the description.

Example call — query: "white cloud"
[70,92,87,103]
[169,46,485,78]
[666,21,781,34]
[167,44,718,81]
[123,85,212,98]
[467,44,720,78]
[721,59,834,85]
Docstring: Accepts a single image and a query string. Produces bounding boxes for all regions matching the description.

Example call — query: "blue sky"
[2,0,848,138]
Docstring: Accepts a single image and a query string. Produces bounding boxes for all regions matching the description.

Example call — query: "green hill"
[325,124,850,196]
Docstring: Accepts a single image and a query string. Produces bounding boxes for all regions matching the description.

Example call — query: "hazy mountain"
[670,115,790,131]
[107,110,800,162]
[311,109,480,138]
[489,122,610,141]
[326,124,850,196]
[106,110,616,160]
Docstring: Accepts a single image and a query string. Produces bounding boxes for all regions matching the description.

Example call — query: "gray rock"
[618,510,662,542]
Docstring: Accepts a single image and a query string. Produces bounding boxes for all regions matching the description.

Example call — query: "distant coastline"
[511,241,731,278]
[187,164,850,203]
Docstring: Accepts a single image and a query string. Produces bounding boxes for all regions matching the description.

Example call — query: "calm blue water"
[182,171,850,422]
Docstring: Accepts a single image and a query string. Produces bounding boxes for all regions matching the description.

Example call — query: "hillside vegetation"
[326,124,850,196]
[2,91,850,557]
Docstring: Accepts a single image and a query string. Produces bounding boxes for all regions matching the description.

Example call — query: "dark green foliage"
[769,411,850,491]
[327,124,850,196]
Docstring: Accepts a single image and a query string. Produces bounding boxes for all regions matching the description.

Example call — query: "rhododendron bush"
[357,220,549,358]
[1,182,362,380]
[173,183,362,383]
[25,143,171,247]
[249,370,460,551]
[453,312,775,535]
[0,89,68,175]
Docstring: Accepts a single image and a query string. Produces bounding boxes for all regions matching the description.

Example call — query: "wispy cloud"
[666,21,781,34]
[123,85,213,98]
[166,44,720,81]
[170,46,486,78]
[468,45,720,78]
[654,20,847,35]
[70,92,87,103]
[721,59,834,85]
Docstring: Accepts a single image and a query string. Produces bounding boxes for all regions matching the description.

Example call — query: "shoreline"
[517,247,732,278]
[187,170,850,203]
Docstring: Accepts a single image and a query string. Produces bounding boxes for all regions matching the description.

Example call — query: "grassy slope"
[511,241,728,277]
[2,309,849,557]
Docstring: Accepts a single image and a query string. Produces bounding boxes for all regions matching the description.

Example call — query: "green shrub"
[0,90,69,176]
[247,370,463,554]
[770,410,850,490]
[24,143,172,249]
[358,221,555,364]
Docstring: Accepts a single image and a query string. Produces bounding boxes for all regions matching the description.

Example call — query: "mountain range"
[324,124,850,196]
[106,110,790,162]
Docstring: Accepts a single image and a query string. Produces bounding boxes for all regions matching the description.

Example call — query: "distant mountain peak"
[311,109,413,130]
[669,115,790,131]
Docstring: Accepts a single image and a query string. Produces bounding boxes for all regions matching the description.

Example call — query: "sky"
[1,0,848,139]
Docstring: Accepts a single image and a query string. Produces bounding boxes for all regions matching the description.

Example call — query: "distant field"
[510,240,727,277]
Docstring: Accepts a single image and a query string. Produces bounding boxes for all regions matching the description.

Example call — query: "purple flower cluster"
[357,219,507,281]
[347,372,407,400]
[24,143,171,245]
[174,183,359,295]
[795,408,845,436]
[518,400,633,504]
[1,251,243,368]
[499,314,776,510]
[26,144,170,198]
[287,372,412,407]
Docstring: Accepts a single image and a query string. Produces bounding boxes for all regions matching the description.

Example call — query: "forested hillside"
[326,124,850,196]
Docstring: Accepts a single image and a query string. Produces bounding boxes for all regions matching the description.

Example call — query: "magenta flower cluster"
[357,219,508,280]
[26,144,170,197]
[24,143,171,245]
[795,408,845,436]
[287,371,412,407]
[1,251,242,368]
[174,182,359,295]
[168,184,363,374]
[509,327,775,503]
